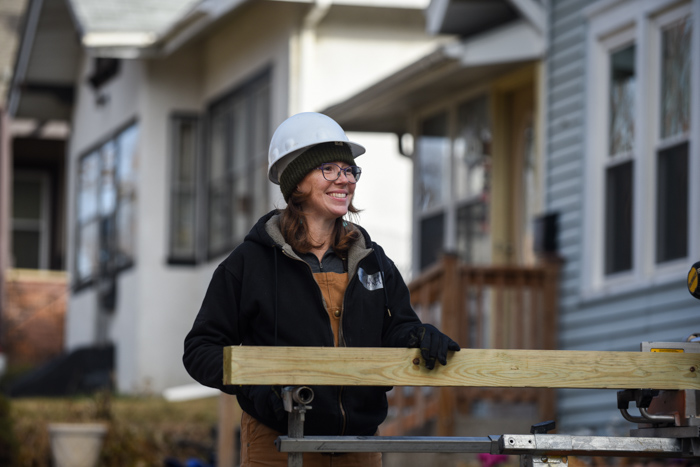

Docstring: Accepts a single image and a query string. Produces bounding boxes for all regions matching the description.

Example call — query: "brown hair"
[280,189,361,256]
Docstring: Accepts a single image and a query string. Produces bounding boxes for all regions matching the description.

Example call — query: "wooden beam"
[224,346,700,390]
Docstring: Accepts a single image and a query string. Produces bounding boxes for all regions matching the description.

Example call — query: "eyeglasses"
[316,163,362,183]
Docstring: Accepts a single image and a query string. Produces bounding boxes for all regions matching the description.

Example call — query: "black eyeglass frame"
[315,163,362,183]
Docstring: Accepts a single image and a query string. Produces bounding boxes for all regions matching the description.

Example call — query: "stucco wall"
[66,55,145,391]
[136,18,293,392]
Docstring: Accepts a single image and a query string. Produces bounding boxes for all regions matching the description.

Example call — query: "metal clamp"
[279,386,314,467]
[282,386,314,414]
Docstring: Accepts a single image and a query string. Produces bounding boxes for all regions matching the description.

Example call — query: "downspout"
[7,0,44,117]
[0,109,9,367]
[295,0,331,112]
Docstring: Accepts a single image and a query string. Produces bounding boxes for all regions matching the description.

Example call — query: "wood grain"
[223,346,700,390]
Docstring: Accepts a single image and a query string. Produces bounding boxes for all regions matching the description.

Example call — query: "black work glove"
[407,324,460,370]
[251,385,286,421]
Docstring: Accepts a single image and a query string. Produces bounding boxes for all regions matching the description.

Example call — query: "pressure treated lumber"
[223,346,700,390]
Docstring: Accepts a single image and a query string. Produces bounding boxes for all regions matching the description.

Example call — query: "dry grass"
[10,393,222,467]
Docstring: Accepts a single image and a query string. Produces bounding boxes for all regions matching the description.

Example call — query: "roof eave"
[426,0,545,37]
[323,20,544,134]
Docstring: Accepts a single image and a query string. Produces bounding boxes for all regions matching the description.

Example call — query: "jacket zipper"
[335,247,374,435]
[280,248,337,347]
[280,246,376,436]
[282,248,349,434]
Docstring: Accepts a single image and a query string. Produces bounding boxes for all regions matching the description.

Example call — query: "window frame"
[167,113,202,265]
[413,90,493,272]
[74,119,139,290]
[582,0,700,298]
[12,170,51,270]
[203,69,271,260]
[649,6,693,267]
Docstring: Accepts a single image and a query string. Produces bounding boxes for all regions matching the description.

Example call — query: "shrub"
[11,395,222,467]
[0,394,19,466]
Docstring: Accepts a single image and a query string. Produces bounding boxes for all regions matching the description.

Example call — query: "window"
[167,70,271,263]
[417,112,450,269]
[455,96,491,265]
[12,172,50,269]
[655,16,691,264]
[584,0,697,292]
[656,142,688,262]
[415,94,492,270]
[205,71,270,258]
[604,161,633,274]
[75,122,139,287]
[605,44,636,275]
[169,115,200,263]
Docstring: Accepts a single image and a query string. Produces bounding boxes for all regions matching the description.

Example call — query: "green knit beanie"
[280,142,355,202]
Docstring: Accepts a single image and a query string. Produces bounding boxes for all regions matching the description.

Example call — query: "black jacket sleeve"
[375,243,460,353]
[183,262,243,395]
[374,244,423,347]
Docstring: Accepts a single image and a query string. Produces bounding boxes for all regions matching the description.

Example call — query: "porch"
[381,254,561,437]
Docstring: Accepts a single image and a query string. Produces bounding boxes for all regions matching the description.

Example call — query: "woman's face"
[297,161,356,223]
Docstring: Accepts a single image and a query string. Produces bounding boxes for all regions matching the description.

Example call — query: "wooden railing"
[381,254,562,436]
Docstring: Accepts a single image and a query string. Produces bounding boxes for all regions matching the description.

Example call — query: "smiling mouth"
[328,193,347,199]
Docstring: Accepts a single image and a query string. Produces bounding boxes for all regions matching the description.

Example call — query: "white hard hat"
[268,112,365,184]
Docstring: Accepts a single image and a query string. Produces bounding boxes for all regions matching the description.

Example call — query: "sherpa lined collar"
[264,214,373,283]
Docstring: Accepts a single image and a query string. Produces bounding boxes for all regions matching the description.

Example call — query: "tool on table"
[689,261,700,300]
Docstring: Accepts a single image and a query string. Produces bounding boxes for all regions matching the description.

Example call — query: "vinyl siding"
[546,0,597,432]
[546,0,699,433]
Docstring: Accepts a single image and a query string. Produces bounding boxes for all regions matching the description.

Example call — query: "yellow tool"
[689,261,700,300]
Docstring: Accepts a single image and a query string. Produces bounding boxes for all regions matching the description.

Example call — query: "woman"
[183,112,460,467]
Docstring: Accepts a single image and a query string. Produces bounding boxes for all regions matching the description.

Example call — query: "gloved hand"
[407,324,460,370]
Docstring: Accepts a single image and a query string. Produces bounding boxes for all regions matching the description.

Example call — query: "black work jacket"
[183,210,421,436]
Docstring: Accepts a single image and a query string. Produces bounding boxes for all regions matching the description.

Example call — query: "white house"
[8,0,451,393]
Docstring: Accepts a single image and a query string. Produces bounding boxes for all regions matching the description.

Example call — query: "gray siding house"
[328,0,700,434]
[549,0,700,432]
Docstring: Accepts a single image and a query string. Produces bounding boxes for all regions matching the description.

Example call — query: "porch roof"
[323,17,544,135]
[425,0,545,36]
